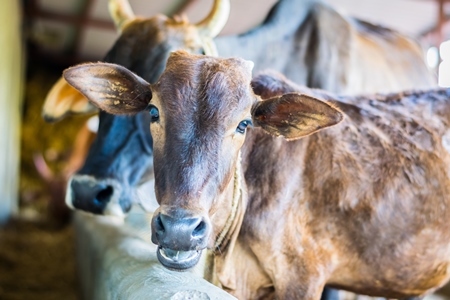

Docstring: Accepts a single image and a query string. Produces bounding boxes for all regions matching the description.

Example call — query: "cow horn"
[195,0,230,38]
[108,0,135,32]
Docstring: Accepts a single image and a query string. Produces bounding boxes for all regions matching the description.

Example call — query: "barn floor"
[0,217,78,300]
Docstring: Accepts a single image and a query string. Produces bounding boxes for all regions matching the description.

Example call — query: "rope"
[214,151,242,249]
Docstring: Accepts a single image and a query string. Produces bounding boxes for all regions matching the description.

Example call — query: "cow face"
[63,50,343,269]
[49,0,230,216]
[148,53,256,270]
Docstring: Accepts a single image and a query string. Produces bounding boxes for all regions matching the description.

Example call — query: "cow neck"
[205,151,247,290]
[214,150,243,250]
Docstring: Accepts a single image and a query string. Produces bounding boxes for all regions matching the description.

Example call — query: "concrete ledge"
[74,209,235,300]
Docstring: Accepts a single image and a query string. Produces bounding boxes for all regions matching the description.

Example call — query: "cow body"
[52,0,435,216]
[215,1,435,94]
[64,51,450,299]
[235,75,450,299]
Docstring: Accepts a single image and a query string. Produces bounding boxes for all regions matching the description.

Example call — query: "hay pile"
[0,219,78,300]
[20,62,92,222]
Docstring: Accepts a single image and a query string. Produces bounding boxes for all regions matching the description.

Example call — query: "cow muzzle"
[66,174,129,217]
[151,211,211,270]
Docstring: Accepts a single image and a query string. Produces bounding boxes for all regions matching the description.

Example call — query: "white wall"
[0,1,23,223]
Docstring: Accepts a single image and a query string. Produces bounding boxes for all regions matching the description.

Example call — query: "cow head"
[63,50,343,269]
[43,0,230,216]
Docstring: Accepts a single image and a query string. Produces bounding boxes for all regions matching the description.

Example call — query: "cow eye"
[149,105,159,122]
[236,120,252,134]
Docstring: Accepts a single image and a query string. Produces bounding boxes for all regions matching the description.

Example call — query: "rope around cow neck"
[214,151,242,250]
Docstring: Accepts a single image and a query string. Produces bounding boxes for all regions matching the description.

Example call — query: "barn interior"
[1,0,450,299]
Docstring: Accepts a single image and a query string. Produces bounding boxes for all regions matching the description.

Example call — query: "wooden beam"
[438,0,445,44]
[29,9,115,31]
[72,0,97,55]
[172,0,199,16]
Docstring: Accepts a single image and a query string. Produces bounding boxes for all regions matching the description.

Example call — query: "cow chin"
[156,246,202,270]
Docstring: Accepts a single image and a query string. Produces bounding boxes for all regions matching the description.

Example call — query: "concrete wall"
[74,207,236,300]
[0,1,23,224]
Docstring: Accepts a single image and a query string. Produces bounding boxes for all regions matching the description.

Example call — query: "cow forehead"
[155,52,255,116]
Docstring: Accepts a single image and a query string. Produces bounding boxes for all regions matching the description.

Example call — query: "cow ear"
[63,62,152,115]
[252,93,343,140]
[42,77,98,122]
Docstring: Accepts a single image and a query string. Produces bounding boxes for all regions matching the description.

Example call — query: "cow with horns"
[42,0,435,217]
[64,50,450,300]
[44,0,229,215]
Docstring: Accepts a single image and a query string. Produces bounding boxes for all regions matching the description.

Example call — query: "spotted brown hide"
[63,51,450,299]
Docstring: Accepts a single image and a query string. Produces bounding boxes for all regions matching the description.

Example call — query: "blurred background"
[1,0,449,299]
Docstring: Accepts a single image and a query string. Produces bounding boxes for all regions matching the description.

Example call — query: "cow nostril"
[154,214,165,233]
[193,220,207,238]
[94,186,113,206]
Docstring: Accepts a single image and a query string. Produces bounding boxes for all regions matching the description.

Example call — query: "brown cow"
[64,51,450,299]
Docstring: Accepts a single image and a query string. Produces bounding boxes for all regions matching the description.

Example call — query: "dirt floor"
[0,218,78,300]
